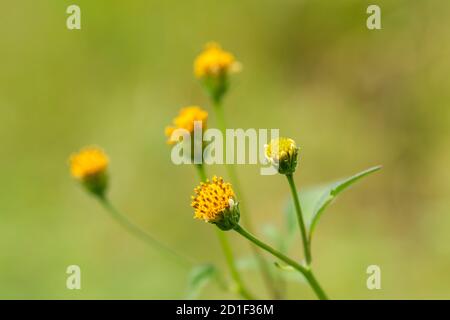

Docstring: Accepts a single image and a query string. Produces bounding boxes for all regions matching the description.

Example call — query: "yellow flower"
[265,137,299,175]
[191,176,240,230]
[69,146,109,196]
[70,147,108,179]
[165,106,208,144]
[194,42,240,78]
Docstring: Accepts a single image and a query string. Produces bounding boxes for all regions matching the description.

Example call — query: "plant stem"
[98,196,193,268]
[195,164,207,182]
[216,228,254,300]
[286,174,311,265]
[234,225,329,300]
[212,100,280,299]
[213,102,248,226]
[195,164,255,300]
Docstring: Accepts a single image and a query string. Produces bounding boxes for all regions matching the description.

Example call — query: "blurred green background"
[0,0,449,299]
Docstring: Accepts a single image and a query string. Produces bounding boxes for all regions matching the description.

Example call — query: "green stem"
[195,164,207,182]
[195,164,255,300]
[286,174,311,265]
[213,102,248,225]
[234,225,329,300]
[98,196,193,268]
[216,228,254,300]
[212,101,280,299]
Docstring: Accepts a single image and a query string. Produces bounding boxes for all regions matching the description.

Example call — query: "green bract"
[215,200,241,231]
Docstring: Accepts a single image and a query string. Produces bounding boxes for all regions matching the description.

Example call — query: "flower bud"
[69,147,109,197]
[194,42,241,104]
[191,176,240,231]
[265,137,299,175]
[165,106,208,144]
[165,106,208,163]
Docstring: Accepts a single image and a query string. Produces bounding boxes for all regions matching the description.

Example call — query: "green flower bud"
[265,137,299,175]
[194,42,241,105]
[69,147,109,198]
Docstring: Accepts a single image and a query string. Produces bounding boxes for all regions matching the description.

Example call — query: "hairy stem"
[234,225,328,300]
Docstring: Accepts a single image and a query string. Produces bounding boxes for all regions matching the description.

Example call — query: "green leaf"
[186,264,217,299]
[307,166,381,240]
[285,166,382,245]
[285,184,330,240]
[284,185,325,250]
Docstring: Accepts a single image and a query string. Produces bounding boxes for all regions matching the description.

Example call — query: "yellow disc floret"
[194,42,239,78]
[265,138,297,160]
[191,176,235,223]
[165,106,208,144]
[70,146,109,180]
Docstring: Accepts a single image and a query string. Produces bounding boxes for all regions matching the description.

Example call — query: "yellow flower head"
[70,146,109,179]
[165,106,208,144]
[194,42,240,78]
[69,146,109,196]
[265,137,299,175]
[191,176,240,230]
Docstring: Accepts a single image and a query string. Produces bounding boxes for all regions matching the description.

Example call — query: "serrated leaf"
[186,264,217,299]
